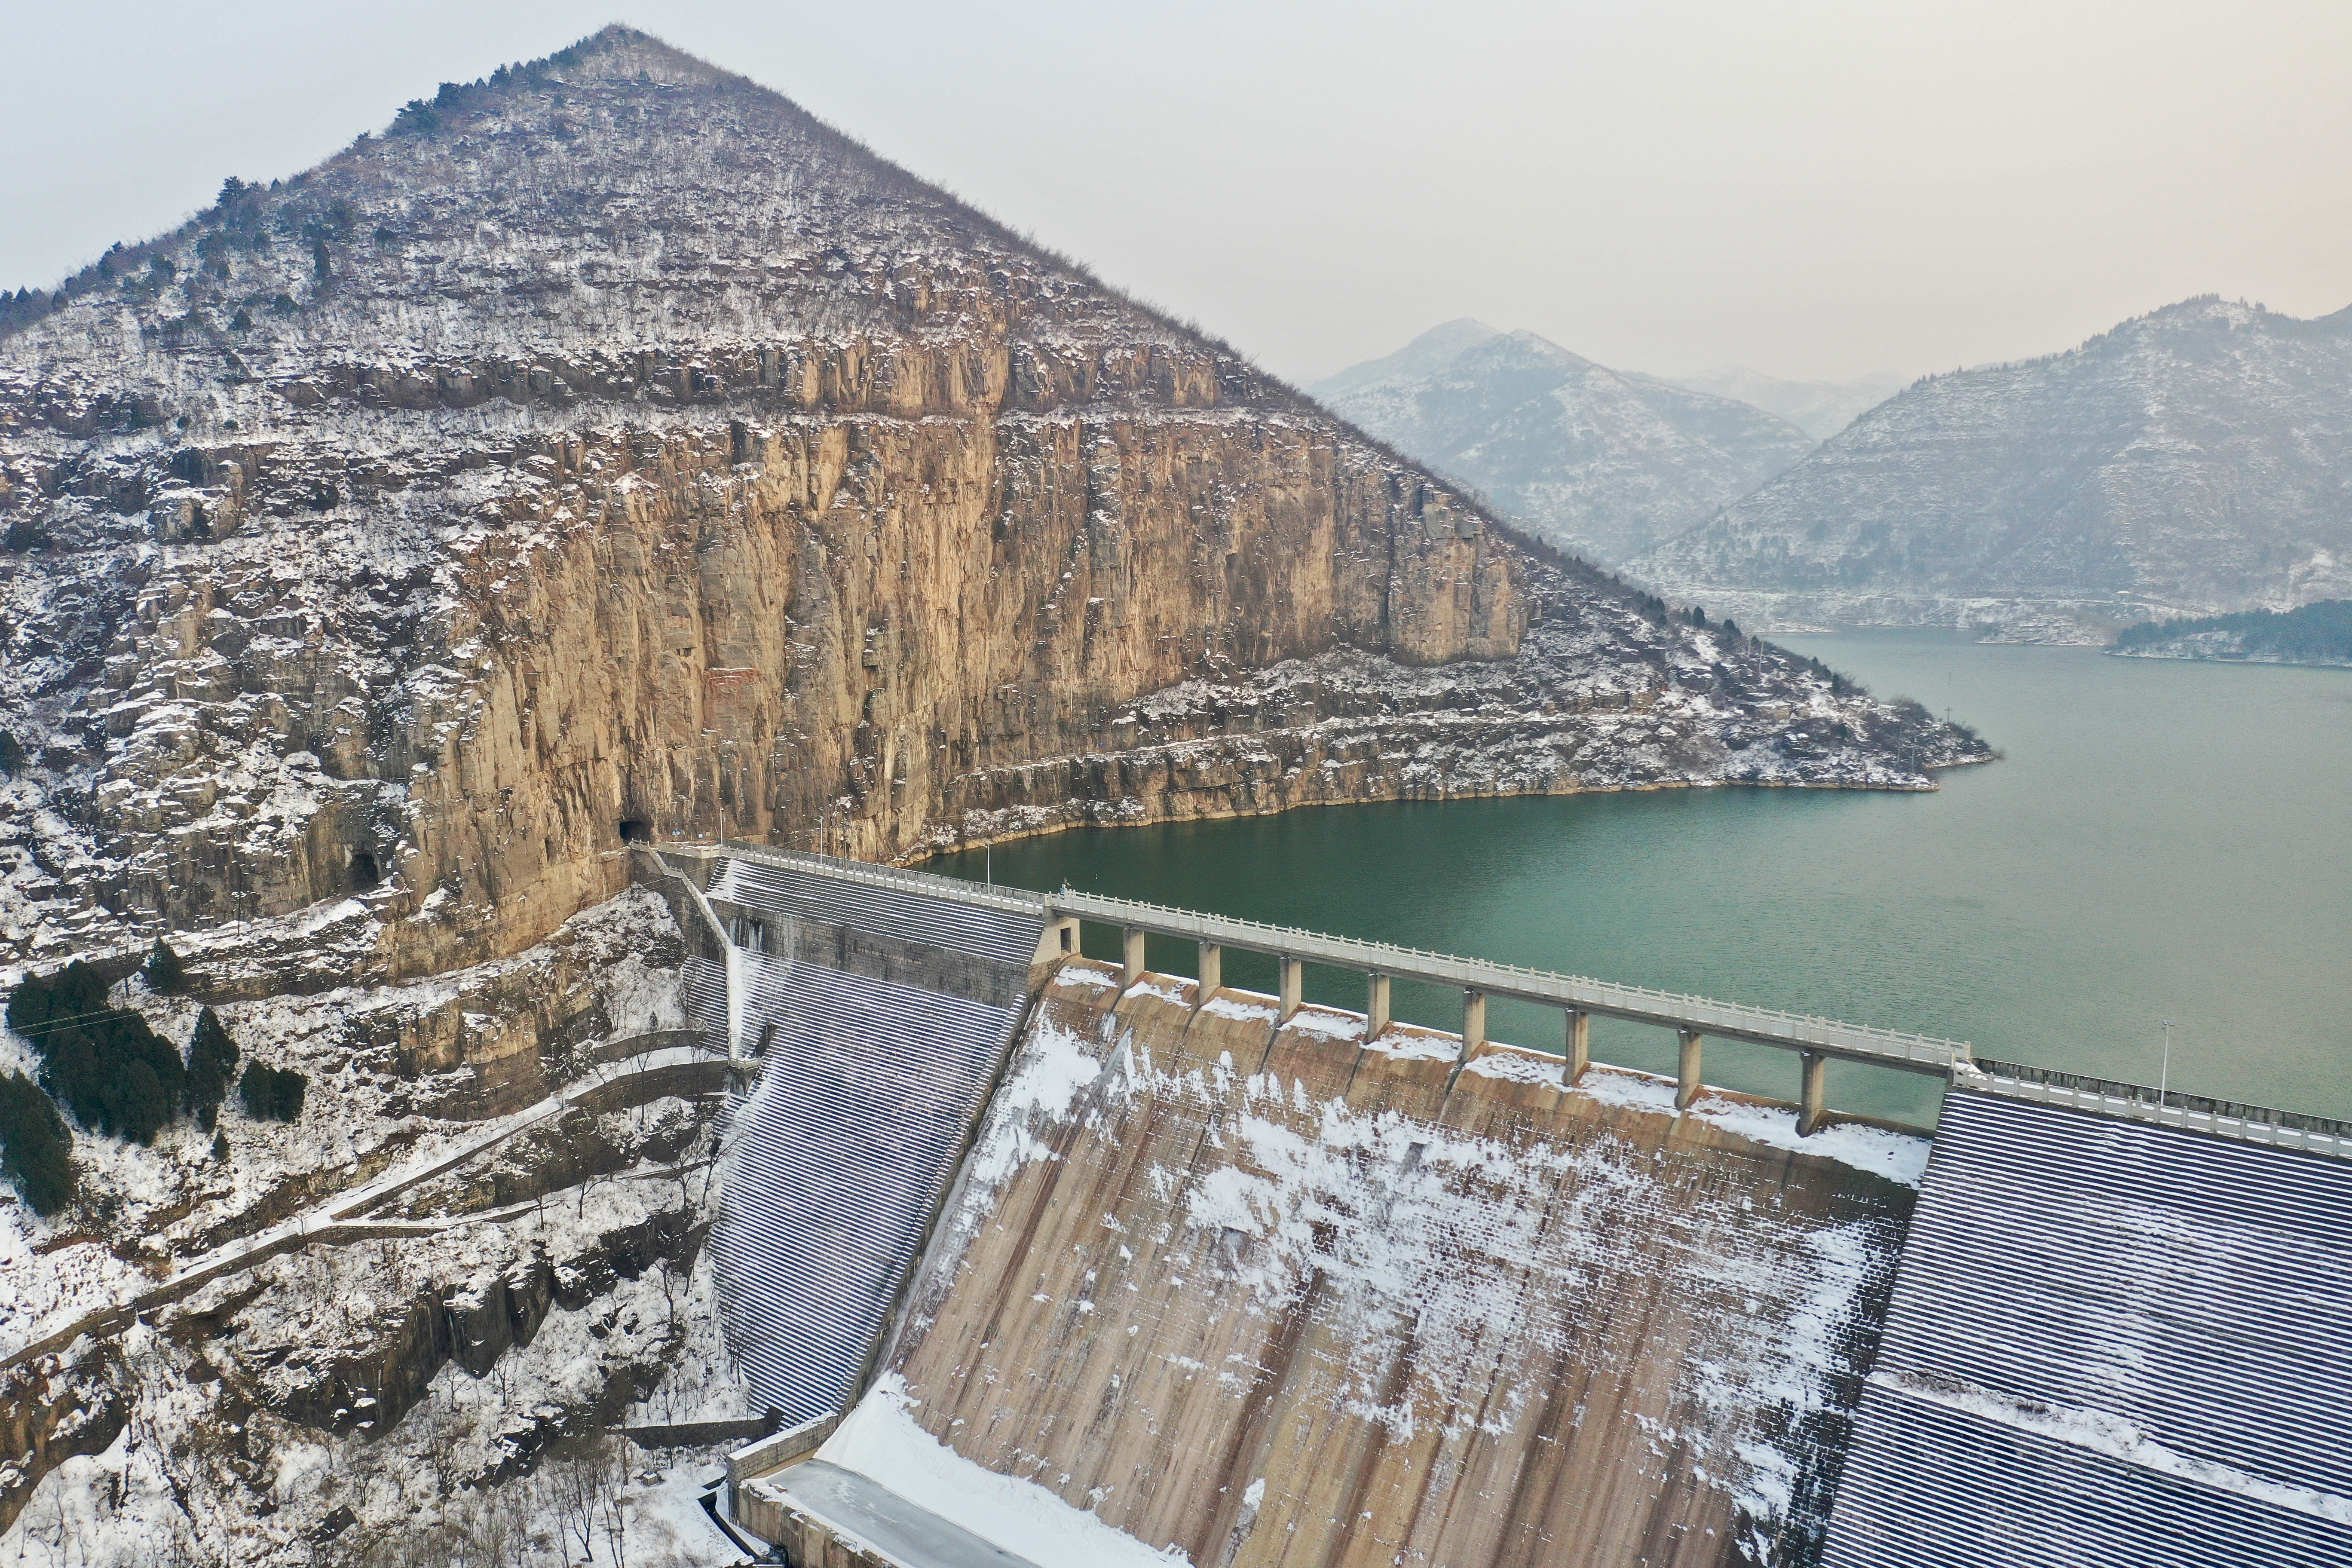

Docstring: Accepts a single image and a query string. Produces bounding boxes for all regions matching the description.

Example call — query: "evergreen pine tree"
[9,961,186,1143]
[146,938,187,994]
[0,730,23,774]
[239,1061,306,1123]
[186,1007,239,1131]
[0,1072,75,1216]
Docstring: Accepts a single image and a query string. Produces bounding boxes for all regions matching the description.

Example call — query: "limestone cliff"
[0,26,1983,980]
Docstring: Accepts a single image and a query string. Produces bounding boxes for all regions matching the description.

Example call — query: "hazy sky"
[4,1,2347,384]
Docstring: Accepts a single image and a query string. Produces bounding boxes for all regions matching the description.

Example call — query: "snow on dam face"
[870,959,1927,1568]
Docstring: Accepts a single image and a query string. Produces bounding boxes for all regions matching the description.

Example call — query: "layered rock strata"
[0,889,741,1559]
[0,26,1984,979]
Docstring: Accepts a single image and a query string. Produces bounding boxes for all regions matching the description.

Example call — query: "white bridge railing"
[1045,887,1970,1075]
[650,843,2350,1160]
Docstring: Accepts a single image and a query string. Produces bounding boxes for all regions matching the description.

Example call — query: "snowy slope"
[1666,365,1905,442]
[1310,324,1817,566]
[1634,297,2352,634]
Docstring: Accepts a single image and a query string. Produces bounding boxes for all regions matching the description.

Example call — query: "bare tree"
[597,1436,630,1568]
[543,1439,601,1564]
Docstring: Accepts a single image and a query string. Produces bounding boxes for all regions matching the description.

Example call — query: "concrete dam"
[643,845,2352,1568]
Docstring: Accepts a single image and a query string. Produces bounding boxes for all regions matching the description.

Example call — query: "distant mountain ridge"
[1308,322,1816,567]
[1633,297,2352,637]
[1663,365,1905,441]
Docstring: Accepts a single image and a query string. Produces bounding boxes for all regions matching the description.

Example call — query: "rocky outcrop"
[0,27,1984,979]
[1633,296,2352,635]
[0,888,736,1563]
[0,1344,128,1539]
[1309,322,1818,565]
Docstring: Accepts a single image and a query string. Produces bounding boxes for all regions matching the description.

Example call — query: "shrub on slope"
[0,1072,75,1215]
[6,960,186,1143]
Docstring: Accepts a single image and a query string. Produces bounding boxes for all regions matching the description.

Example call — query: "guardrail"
[1966,1057,2352,1161]
[702,840,1053,921]
[1044,888,1969,1075]
[663,841,2352,1158]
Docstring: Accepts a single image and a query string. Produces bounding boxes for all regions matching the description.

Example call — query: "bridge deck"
[682,841,1968,1075]
[1046,888,1970,1075]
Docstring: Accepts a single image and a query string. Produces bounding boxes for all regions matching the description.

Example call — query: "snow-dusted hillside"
[0,885,751,1566]
[0,28,1985,978]
[1308,322,1817,566]
[1633,297,2352,635]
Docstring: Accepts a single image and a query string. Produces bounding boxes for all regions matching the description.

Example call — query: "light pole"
[2159,1020,2174,1108]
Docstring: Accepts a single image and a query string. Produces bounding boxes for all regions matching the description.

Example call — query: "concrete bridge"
[656,840,2352,1161]
[671,839,1967,1137]
[1045,887,1968,1137]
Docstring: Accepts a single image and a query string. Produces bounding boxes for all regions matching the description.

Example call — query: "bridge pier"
[1565,1009,1590,1082]
[1463,990,1487,1057]
[1196,941,1222,1004]
[1122,927,1146,990]
[1278,957,1304,1022]
[1367,974,1392,1038]
[1799,1050,1828,1136]
[1677,1030,1703,1112]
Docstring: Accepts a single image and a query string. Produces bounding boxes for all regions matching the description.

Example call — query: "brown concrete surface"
[877,960,1920,1568]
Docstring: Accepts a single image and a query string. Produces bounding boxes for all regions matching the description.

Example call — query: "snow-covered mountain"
[0,33,1983,978]
[1634,298,2352,636]
[1664,365,1905,441]
[1309,323,1817,567]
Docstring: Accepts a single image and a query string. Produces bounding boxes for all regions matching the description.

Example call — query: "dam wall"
[1823,1088,2352,1566]
[687,848,1052,1424]
[677,850,2350,1568]
[869,959,1926,1568]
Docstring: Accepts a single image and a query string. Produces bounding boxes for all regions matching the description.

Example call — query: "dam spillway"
[1823,1087,2352,1566]
[652,845,2352,1568]
[661,849,1055,1425]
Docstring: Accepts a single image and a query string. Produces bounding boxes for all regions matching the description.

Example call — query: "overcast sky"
[4,1,2346,384]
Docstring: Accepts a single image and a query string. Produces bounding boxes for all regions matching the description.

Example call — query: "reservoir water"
[927,630,2352,1127]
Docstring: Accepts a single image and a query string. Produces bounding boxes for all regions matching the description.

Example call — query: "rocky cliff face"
[0,887,747,1562]
[0,27,1980,982]
[1310,322,1818,566]
[1633,297,2352,635]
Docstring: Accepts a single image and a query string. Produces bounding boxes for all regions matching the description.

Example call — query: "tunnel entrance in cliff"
[619,819,651,844]
[349,852,379,891]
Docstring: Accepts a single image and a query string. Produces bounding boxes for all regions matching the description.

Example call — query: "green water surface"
[927,631,2352,1127]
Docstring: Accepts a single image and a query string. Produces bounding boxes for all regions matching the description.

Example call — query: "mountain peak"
[1311,323,1812,565]
[482,24,739,91]
[1308,318,1499,399]
[1467,329,1595,372]
[1636,294,2352,625]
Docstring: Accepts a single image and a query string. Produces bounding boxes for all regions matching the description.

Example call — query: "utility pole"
[2159,1020,2174,1108]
